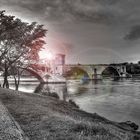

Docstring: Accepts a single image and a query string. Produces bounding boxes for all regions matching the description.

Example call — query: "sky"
[1,0,140,64]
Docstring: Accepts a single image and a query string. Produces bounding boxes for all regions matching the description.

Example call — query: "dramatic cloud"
[124,25,140,41]
[1,0,140,63]
[0,0,121,24]
[1,0,139,25]
[1,0,140,24]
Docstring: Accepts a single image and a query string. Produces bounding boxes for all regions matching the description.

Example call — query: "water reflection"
[34,80,91,100]
[8,78,140,128]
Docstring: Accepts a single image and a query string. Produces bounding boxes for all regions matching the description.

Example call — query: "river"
[9,77,140,127]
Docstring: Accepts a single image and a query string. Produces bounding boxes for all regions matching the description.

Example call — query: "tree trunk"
[15,84,19,91]
[3,66,9,88]
[13,75,19,90]
[13,69,22,91]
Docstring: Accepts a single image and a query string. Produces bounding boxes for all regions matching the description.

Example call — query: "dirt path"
[0,100,27,140]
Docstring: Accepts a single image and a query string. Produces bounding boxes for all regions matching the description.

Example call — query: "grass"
[0,88,140,140]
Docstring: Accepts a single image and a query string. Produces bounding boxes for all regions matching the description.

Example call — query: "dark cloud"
[1,0,140,63]
[1,0,140,25]
[124,25,140,41]
[95,0,120,5]
[0,0,119,24]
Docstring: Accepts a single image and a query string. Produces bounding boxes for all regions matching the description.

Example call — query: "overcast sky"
[1,0,140,64]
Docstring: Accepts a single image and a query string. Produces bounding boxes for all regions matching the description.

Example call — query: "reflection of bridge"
[61,64,130,79]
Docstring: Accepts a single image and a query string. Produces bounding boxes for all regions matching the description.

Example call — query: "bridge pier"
[91,68,102,80]
[93,68,97,79]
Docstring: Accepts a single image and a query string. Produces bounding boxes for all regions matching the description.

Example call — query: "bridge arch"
[101,66,121,77]
[64,66,90,79]
[21,68,45,83]
[64,64,129,79]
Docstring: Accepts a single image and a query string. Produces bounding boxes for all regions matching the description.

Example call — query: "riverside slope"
[0,87,140,140]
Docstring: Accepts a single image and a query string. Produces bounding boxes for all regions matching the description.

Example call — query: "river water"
[9,78,140,127]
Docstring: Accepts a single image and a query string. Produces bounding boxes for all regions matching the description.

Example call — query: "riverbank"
[0,88,140,140]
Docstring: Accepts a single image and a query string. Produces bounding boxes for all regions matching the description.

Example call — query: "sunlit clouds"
[39,48,54,60]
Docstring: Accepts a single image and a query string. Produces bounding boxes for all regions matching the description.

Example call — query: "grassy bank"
[0,88,140,140]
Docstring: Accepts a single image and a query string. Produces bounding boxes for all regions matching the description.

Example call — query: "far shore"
[0,87,140,140]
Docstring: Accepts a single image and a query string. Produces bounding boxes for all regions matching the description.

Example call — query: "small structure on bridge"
[53,54,66,75]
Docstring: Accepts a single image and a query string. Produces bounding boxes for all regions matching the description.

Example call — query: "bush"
[69,99,79,108]
[42,92,59,99]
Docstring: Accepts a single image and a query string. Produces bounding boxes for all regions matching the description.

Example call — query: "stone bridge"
[61,64,129,79]
[0,64,131,82]
[20,64,130,81]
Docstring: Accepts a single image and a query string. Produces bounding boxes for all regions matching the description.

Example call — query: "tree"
[0,10,47,90]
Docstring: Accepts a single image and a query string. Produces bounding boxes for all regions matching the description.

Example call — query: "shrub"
[69,99,79,108]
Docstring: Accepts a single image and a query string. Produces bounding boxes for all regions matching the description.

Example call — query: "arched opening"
[21,68,45,83]
[102,66,120,78]
[64,67,89,80]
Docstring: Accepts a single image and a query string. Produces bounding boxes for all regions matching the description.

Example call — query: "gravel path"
[0,100,28,140]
